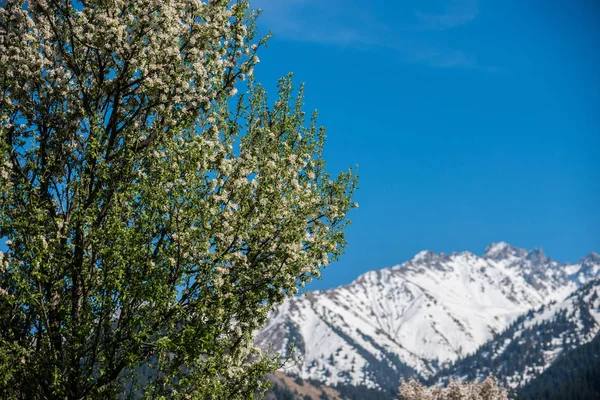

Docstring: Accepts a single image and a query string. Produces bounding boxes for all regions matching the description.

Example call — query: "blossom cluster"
[399,375,509,400]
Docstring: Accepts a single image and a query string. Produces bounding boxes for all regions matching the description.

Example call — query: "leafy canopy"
[0,0,356,398]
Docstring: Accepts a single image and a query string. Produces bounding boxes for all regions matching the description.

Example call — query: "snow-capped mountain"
[434,277,600,389]
[256,243,600,390]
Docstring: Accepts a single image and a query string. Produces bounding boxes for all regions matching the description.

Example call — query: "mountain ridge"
[257,243,600,391]
[431,278,600,389]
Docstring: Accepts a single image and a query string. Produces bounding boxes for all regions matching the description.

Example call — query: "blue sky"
[251,0,600,290]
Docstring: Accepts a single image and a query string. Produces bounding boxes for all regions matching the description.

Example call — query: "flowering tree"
[0,0,356,398]
[398,376,508,400]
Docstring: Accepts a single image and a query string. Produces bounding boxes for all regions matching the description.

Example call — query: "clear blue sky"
[251,0,600,290]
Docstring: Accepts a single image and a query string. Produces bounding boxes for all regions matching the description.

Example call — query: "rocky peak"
[411,250,438,263]
[409,250,452,272]
[526,248,549,265]
[483,242,527,260]
[576,252,600,280]
[582,251,600,264]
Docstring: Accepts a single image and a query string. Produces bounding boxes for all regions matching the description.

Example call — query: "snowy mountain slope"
[433,277,600,389]
[256,243,600,390]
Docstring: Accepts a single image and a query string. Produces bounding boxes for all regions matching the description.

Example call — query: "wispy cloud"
[398,42,497,72]
[414,0,479,31]
[252,0,495,71]
[253,0,381,46]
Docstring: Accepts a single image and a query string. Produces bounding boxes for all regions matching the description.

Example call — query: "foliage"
[398,376,507,400]
[0,0,357,398]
